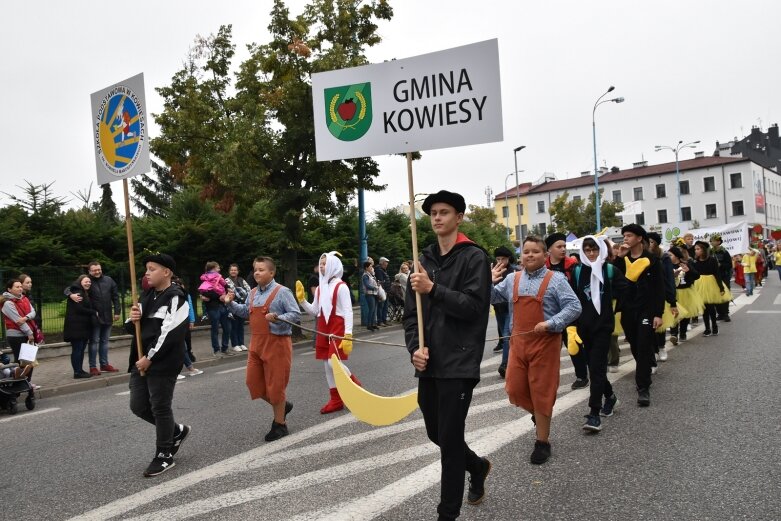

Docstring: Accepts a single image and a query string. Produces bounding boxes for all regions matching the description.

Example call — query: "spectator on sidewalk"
[199,261,233,358]
[394,262,410,300]
[2,278,39,387]
[225,264,250,352]
[65,262,121,376]
[375,257,392,326]
[63,275,99,379]
[361,261,379,331]
[127,253,191,477]
[179,280,202,378]
[225,256,300,442]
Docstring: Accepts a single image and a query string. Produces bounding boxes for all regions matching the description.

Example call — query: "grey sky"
[2,1,778,217]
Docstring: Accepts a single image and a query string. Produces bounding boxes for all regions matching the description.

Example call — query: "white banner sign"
[90,73,151,184]
[312,39,503,161]
[661,221,749,256]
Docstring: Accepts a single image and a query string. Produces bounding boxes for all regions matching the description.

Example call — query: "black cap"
[143,253,176,273]
[544,233,567,249]
[694,240,710,251]
[422,190,466,215]
[647,232,662,244]
[494,246,515,262]
[668,246,684,259]
[621,223,648,240]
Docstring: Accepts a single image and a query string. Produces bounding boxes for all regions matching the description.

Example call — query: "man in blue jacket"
[404,190,492,521]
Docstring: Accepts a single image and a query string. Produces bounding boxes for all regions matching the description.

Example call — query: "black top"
[63,287,98,342]
[612,251,665,318]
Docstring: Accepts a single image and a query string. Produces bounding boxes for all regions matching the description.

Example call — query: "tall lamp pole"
[513,145,526,241]
[592,86,625,231]
[655,140,700,222]
[503,172,514,239]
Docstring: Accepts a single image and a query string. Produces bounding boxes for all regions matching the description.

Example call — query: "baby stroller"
[387,282,405,323]
[0,351,35,415]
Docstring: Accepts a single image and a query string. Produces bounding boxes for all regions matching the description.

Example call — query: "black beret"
[621,223,648,240]
[694,240,710,251]
[668,246,684,259]
[422,190,466,215]
[647,232,662,244]
[493,246,515,261]
[544,233,567,249]
[143,253,176,273]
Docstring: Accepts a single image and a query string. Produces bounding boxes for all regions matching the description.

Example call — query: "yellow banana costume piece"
[624,257,650,282]
[566,326,582,355]
[340,333,353,355]
[295,280,306,303]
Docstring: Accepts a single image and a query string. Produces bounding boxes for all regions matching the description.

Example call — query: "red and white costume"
[300,252,361,413]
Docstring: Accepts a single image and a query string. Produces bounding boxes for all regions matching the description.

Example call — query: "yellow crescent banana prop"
[330,354,419,426]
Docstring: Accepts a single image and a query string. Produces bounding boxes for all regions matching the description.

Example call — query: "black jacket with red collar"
[403,233,491,380]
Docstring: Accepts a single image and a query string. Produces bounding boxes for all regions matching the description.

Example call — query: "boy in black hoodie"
[127,253,191,477]
[613,224,665,407]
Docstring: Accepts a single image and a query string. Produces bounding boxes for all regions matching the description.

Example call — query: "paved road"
[5,279,781,520]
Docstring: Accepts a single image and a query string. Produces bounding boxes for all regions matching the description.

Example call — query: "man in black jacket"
[127,253,191,478]
[404,190,492,521]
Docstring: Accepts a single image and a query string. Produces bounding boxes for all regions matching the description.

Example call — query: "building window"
[633,187,644,201]
[681,206,692,221]
[705,204,717,219]
[704,176,716,192]
[521,224,528,239]
[517,204,524,216]
[731,200,744,216]
[502,206,508,218]
[537,201,545,213]
[656,184,666,198]
[635,213,645,225]
[539,223,547,235]
[658,209,668,224]
[680,180,690,195]
[729,173,742,189]
[612,190,622,203]
[572,195,581,202]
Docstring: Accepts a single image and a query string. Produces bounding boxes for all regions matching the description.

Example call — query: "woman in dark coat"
[63,275,98,378]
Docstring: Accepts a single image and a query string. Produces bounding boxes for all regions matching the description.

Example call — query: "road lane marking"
[116,391,130,396]
[746,310,781,314]
[216,366,246,375]
[774,294,781,305]
[0,407,60,423]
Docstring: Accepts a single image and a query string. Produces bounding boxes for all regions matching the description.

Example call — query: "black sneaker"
[679,333,687,342]
[492,342,503,353]
[530,440,551,465]
[712,327,719,336]
[723,316,731,323]
[264,421,289,442]
[74,371,91,379]
[582,414,602,432]
[497,364,506,379]
[171,424,191,456]
[284,401,293,420]
[601,394,619,417]
[637,389,650,407]
[531,414,536,426]
[466,457,491,505]
[703,330,712,337]
[143,452,175,477]
[571,378,589,390]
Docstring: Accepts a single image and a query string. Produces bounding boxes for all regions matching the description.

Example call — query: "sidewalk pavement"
[19,309,402,400]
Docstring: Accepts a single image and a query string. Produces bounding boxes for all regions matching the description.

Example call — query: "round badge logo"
[324,82,372,141]
[95,86,145,176]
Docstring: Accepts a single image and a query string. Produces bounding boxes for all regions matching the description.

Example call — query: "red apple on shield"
[338,99,357,121]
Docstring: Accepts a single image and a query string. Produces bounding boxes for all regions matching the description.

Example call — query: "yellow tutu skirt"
[656,301,690,332]
[676,287,704,318]
[694,275,727,305]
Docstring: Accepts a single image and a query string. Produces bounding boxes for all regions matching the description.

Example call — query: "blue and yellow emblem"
[95,86,145,175]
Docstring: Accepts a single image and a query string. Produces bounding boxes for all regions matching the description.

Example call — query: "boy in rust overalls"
[225,256,300,442]
[491,236,581,464]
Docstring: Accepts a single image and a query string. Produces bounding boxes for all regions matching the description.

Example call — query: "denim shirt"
[491,265,581,333]
[227,280,300,336]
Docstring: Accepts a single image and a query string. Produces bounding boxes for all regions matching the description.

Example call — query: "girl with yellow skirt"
[693,241,727,337]
[667,246,702,342]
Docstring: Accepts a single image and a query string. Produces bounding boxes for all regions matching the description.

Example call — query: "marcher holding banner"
[405,191,493,519]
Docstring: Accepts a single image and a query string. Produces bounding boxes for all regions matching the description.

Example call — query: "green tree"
[151,1,393,286]
[94,183,119,224]
[461,204,513,255]
[130,161,182,217]
[548,190,623,236]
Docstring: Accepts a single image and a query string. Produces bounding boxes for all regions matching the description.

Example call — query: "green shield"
[324,83,372,141]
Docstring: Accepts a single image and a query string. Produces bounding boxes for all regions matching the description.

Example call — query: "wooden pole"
[406,153,426,356]
[122,178,144,375]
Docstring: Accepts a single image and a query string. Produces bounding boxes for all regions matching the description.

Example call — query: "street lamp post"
[655,140,700,223]
[592,86,625,232]
[513,145,526,241]
[503,172,514,239]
